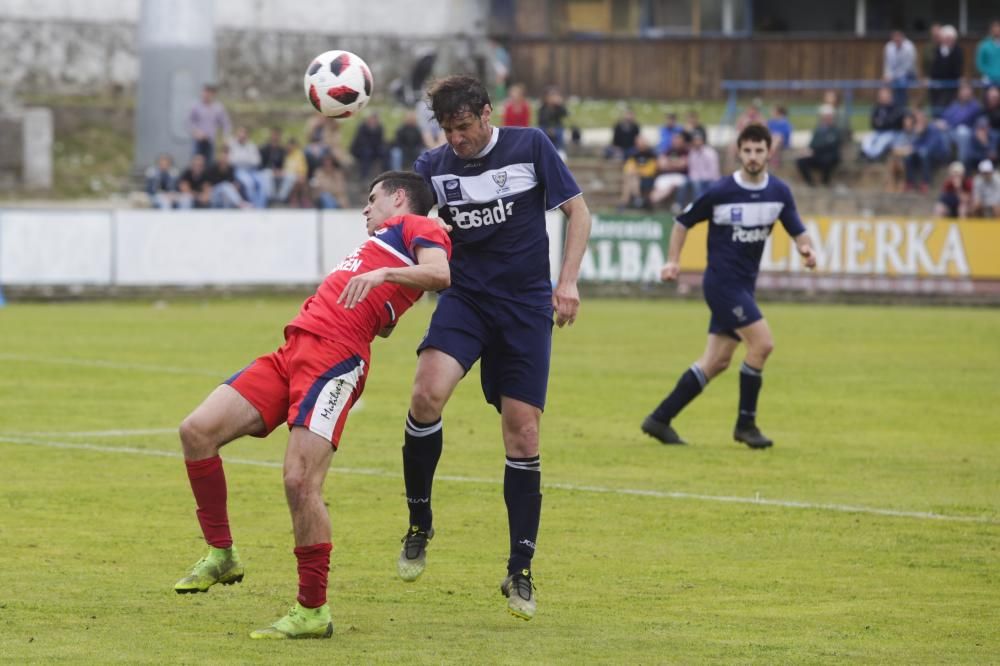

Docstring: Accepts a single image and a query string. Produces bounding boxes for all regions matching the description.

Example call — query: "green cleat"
[174,545,244,594]
[397,525,434,582]
[249,603,334,640]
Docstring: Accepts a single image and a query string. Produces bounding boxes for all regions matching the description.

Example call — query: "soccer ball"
[303,50,373,118]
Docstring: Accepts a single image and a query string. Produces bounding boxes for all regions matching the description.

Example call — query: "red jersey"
[287,215,451,358]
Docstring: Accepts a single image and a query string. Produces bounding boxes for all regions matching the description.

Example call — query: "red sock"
[294,542,333,608]
[185,456,232,548]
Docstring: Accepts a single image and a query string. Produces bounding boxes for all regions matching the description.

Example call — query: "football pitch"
[1,296,997,664]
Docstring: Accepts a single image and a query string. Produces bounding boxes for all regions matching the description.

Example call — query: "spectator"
[188,84,231,163]
[766,106,792,164]
[796,105,842,186]
[537,86,569,152]
[821,89,852,144]
[965,118,998,172]
[205,146,250,209]
[686,130,720,200]
[656,112,684,155]
[905,110,951,192]
[311,154,350,209]
[618,134,658,210]
[934,161,972,218]
[861,87,906,161]
[284,137,311,208]
[887,112,917,192]
[501,83,532,127]
[976,20,1000,86]
[884,29,918,108]
[649,131,690,211]
[415,99,446,148]
[971,159,1000,216]
[684,110,707,142]
[177,154,212,209]
[929,25,964,112]
[145,153,179,209]
[350,113,387,179]
[259,127,295,206]
[734,99,764,134]
[487,37,512,100]
[606,108,641,160]
[940,83,984,166]
[307,115,354,170]
[390,111,426,171]
[921,23,942,79]
[227,126,264,208]
[304,125,330,179]
[983,86,1000,135]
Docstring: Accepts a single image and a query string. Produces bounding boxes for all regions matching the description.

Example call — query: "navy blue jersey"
[675,171,806,285]
[414,126,581,307]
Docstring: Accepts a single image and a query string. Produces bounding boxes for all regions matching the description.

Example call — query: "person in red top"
[172,170,451,640]
[501,83,532,127]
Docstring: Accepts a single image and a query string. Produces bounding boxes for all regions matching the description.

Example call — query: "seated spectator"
[304,126,330,179]
[766,106,792,164]
[684,110,707,142]
[657,111,684,154]
[981,86,1000,139]
[939,83,984,166]
[934,161,972,218]
[860,87,906,161]
[796,106,842,186]
[905,110,951,192]
[311,154,350,210]
[177,154,212,209]
[649,132,690,211]
[977,20,1000,87]
[821,89,852,144]
[389,110,425,171]
[886,113,917,193]
[350,113,386,179]
[686,130,720,200]
[734,99,764,134]
[971,159,1000,217]
[605,107,641,160]
[965,118,998,173]
[145,153,179,209]
[205,147,250,209]
[537,86,569,152]
[259,127,296,206]
[227,126,263,208]
[618,134,658,210]
[502,83,532,127]
[307,115,354,170]
[284,137,311,208]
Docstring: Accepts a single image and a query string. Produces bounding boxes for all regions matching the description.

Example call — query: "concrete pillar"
[22,108,53,189]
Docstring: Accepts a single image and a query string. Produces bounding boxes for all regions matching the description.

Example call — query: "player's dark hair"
[426,75,491,123]
[737,123,772,149]
[369,171,435,216]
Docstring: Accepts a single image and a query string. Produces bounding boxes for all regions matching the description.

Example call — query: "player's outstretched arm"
[794,232,818,269]
[660,223,689,281]
[553,195,592,327]
[338,247,450,310]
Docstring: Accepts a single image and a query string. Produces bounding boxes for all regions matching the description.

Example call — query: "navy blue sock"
[651,364,707,424]
[402,412,442,531]
[737,362,763,428]
[504,455,541,575]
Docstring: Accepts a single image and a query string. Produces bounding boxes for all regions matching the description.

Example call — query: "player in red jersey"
[172,171,451,640]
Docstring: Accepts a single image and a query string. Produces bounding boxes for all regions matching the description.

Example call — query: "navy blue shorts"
[418,290,553,412]
[703,275,763,341]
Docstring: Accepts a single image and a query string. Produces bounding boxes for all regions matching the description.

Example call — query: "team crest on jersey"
[444,178,462,203]
[491,170,508,192]
[731,206,743,223]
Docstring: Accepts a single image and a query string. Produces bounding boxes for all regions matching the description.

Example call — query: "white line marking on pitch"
[0,434,996,526]
[3,428,178,438]
[0,353,224,378]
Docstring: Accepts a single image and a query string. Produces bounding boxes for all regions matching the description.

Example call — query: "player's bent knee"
[178,415,218,459]
[409,385,446,422]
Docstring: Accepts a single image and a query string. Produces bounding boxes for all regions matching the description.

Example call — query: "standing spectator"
[205,147,250,209]
[971,159,1000,216]
[310,154,349,209]
[390,111,426,171]
[606,108,641,160]
[686,130,720,200]
[940,83,984,166]
[227,127,263,208]
[884,29,918,108]
[965,118,998,172]
[145,153,179,209]
[796,105,842,186]
[766,106,792,164]
[177,154,212,209]
[921,23,942,79]
[976,20,1000,86]
[501,83,532,127]
[537,86,569,152]
[487,37,512,100]
[618,135,658,210]
[259,127,295,206]
[929,25,964,112]
[861,87,906,161]
[886,113,917,192]
[415,99,446,148]
[350,113,387,179]
[905,110,951,192]
[188,84,231,163]
[649,132,690,211]
[934,161,972,218]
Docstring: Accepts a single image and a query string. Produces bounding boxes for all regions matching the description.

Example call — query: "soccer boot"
[733,424,774,449]
[249,602,334,640]
[397,525,434,582]
[500,569,536,621]
[174,545,244,594]
[641,415,686,445]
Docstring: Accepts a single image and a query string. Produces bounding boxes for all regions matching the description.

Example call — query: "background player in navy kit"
[642,124,816,449]
[396,75,592,620]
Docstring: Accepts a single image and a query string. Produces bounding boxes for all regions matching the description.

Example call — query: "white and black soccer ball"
[303,50,373,118]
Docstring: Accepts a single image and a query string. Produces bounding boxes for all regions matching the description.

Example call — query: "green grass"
[0,298,997,663]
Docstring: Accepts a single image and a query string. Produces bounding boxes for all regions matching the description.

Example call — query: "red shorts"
[225,327,369,448]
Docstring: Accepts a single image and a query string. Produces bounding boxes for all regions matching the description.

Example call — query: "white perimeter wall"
[0,209,565,288]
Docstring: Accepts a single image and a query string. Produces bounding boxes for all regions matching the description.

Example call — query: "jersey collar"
[469,126,500,159]
[733,170,769,191]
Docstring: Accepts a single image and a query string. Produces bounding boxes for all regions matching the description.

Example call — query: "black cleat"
[733,424,773,449]
[641,415,686,445]
[500,569,536,620]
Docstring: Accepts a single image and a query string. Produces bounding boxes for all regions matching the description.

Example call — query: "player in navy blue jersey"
[642,124,816,449]
[395,75,592,620]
